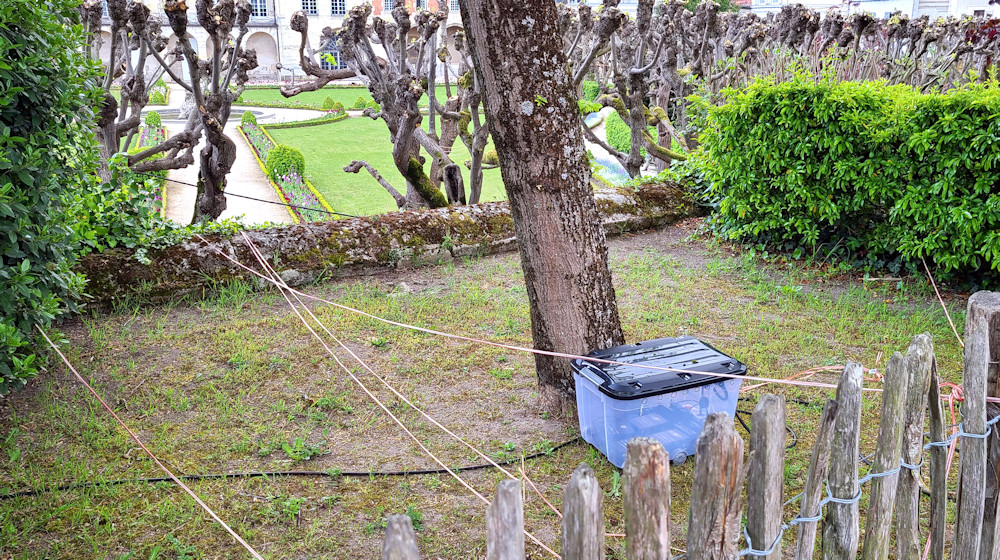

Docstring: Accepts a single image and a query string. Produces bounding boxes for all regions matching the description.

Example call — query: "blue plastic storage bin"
[571,336,746,467]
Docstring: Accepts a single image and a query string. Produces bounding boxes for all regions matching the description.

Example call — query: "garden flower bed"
[239,122,337,223]
[130,124,168,216]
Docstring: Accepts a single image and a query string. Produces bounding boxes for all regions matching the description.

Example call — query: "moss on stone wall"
[76,187,692,307]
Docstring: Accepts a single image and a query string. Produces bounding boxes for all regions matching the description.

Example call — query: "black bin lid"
[571,336,747,400]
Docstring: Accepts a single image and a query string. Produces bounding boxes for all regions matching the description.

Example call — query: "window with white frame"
[102,0,109,17]
[320,41,347,71]
[331,0,346,15]
[450,0,459,11]
[974,9,986,16]
[249,0,268,17]
[384,0,394,10]
[415,0,424,9]
[302,0,318,15]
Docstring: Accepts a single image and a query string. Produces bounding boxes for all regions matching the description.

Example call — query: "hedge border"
[263,111,348,130]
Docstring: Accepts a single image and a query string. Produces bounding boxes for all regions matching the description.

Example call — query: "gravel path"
[160,83,324,225]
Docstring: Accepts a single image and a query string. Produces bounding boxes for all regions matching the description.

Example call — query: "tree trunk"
[459,0,625,415]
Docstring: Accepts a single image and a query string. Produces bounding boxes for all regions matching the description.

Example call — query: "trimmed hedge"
[265,144,306,181]
[321,95,336,111]
[145,111,161,127]
[605,111,631,154]
[241,110,257,127]
[703,76,1000,274]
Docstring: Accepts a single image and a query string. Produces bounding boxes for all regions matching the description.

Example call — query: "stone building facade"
[100,0,465,82]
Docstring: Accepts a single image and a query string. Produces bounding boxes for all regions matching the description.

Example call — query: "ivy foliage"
[67,156,245,262]
[703,75,1000,275]
[0,0,100,394]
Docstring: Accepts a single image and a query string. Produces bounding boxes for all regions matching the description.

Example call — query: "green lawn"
[237,85,452,110]
[267,117,504,216]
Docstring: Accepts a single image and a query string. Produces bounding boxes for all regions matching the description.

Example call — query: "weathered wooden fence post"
[623,437,671,560]
[382,514,420,560]
[955,292,999,560]
[860,352,908,560]
[895,334,934,560]
[746,394,786,560]
[487,479,525,560]
[795,399,839,560]
[965,292,1000,560]
[687,412,744,560]
[823,362,863,560]
[563,462,605,560]
[927,361,947,560]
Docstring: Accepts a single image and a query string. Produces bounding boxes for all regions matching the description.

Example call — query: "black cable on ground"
[136,172,360,219]
[0,437,582,501]
[734,408,798,450]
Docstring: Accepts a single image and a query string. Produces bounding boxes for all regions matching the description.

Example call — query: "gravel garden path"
[160,83,324,225]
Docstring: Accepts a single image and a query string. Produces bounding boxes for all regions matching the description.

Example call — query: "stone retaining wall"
[78,183,696,305]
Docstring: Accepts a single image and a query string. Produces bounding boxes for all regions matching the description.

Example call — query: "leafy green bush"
[265,145,306,181]
[581,80,600,102]
[332,101,345,114]
[241,110,257,127]
[148,90,166,104]
[350,96,368,110]
[893,84,1000,272]
[0,0,99,394]
[366,100,381,112]
[145,111,161,127]
[321,96,336,111]
[484,149,499,165]
[703,75,1000,274]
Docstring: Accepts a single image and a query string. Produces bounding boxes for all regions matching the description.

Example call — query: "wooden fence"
[380,291,1000,560]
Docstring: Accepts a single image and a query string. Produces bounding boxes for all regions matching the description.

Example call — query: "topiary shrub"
[145,111,161,127]
[483,149,499,165]
[265,145,306,181]
[241,110,257,127]
[0,0,98,394]
[350,95,369,110]
[321,95,336,111]
[581,80,600,102]
[366,100,381,112]
[604,111,631,154]
[148,90,166,104]
[331,101,345,114]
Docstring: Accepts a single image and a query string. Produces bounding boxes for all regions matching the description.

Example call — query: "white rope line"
[239,233,562,559]
[36,328,266,560]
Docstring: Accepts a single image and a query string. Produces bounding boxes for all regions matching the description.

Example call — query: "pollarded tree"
[459,0,626,414]
[80,0,260,223]
[283,4,491,209]
[79,0,202,179]
[164,0,261,222]
[562,1,1000,176]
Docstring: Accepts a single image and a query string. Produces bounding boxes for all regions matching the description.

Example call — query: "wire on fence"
[736,409,1000,558]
